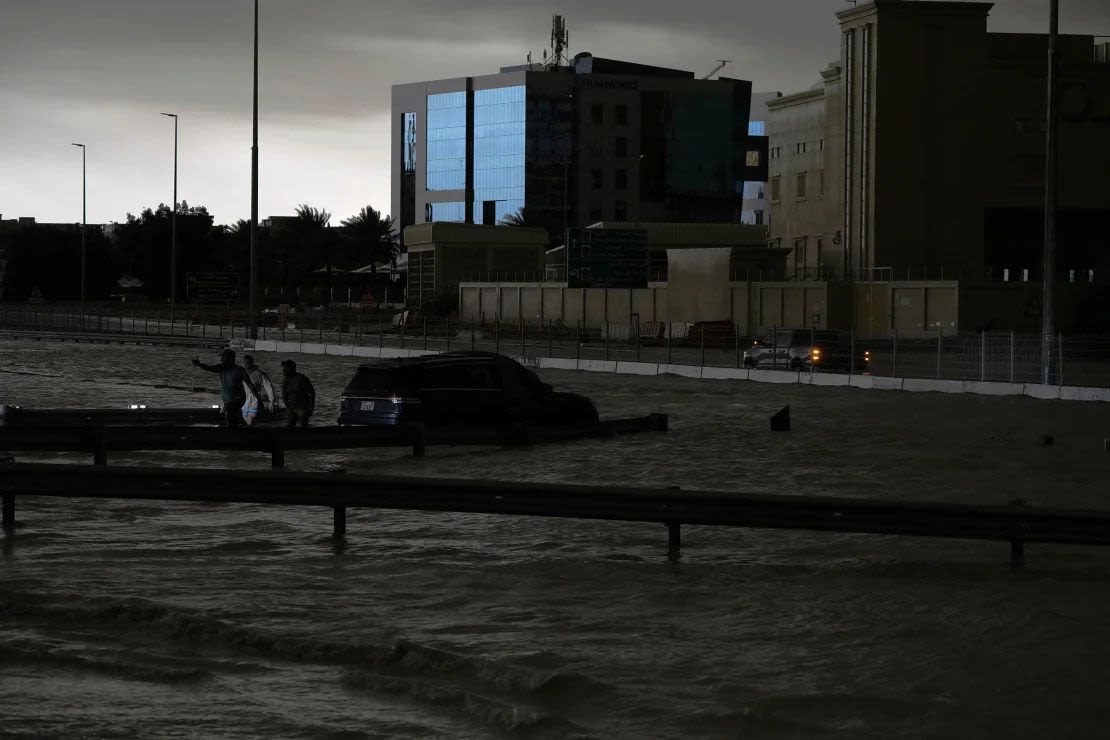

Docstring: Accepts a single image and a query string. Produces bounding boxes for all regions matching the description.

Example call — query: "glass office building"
[392,57,753,243]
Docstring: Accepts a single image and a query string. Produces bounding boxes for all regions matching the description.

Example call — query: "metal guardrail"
[2,461,1108,565]
[0,414,669,467]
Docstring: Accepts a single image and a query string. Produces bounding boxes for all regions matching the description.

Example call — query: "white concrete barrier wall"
[246,343,1108,402]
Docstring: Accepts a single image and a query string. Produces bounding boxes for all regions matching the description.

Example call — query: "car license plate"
[360,401,375,411]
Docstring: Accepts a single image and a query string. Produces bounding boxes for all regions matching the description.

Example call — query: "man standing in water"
[280,359,316,429]
[191,349,259,428]
[241,354,277,427]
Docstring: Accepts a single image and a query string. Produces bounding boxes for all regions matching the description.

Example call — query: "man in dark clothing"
[280,359,316,429]
[192,349,259,428]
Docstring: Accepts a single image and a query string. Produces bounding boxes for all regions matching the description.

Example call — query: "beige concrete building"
[768,0,1110,284]
[404,222,547,307]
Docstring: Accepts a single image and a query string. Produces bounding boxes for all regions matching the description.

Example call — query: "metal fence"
[3,304,1109,389]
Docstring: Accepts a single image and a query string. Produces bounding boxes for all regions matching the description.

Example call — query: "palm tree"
[499,207,531,227]
[340,206,399,275]
[294,204,331,230]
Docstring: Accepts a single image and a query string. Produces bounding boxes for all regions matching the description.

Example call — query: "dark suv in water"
[337,352,599,427]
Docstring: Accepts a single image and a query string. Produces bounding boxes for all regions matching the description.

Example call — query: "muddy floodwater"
[2,340,1109,739]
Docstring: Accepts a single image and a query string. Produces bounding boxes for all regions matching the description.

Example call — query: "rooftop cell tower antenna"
[702,59,731,79]
[550,14,569,68]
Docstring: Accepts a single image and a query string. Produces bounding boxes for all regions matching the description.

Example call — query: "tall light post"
[1041,0,1059,385]
[249,0,259,339]
[71,143,86,325]
[161,113,178,323]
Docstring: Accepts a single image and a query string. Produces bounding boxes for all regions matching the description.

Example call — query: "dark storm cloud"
[2,0,1107,224]
[4,0,1106,120]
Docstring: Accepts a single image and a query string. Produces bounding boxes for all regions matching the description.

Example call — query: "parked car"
[742,329,870,372]
[337,351,599,427]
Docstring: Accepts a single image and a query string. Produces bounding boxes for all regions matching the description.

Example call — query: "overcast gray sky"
[2,0,1107,226]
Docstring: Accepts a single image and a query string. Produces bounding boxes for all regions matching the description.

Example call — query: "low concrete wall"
[246,340,1108,402]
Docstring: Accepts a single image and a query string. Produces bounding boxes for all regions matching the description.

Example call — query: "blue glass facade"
[472,85,525,224]
[747,120,765,136]
[426,201,466,222]
[426,92,466,191]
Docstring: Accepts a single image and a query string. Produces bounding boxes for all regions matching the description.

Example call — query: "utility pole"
[1041,0,1059,385]
[249,0,259,339]
[161,113,178,323]
[71,143,86,325]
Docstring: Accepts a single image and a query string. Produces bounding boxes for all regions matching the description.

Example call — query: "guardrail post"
[356,310,362,345]
[333,506,346,539]
[400,315,406,349]
[1058,332,1064,387]
[410,422,426,457]
[1009,330,1015,383]
[271,437,285,469]
[445,317,451,352]
[700,324,706,367]
[1010,498,1026,568]
[424,314,429,351]
[93,428,107,466]
[635,318,641,363]
[666,323,672,365]
[735,324,741,369]
[548,319,553,358]
[605,321,610,361]
[667,521,681,561]
[936,327,942,379]
[980,330,986,381]
[850,328,855,376]
[892,328,898,377]
[318,313,324,343]
[2,494,14,534]
[576,320,581,364]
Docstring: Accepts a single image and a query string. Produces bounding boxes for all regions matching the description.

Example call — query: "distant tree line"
[0,203,400,305]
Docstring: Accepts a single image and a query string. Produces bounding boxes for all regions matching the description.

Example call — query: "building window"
[793,237,807,275]
[426,201,465,222]
[748,121,766,136]
[614,168,628,189]
[770,175,781,202]
[426,91,466,191]
[615,104,628,125]
[815,237,824,271]
[590,168,603,189]
[817,169,824,198]
[818,138,824,151]
[402,112,417,173]
[796,142,806,154]
[615,136,628,157]
[472,85,526,224]
[754,209,764,225]
[590,103,604,125]
[614,200,628,220]
[745,150,761,167]
[795,172,807,200]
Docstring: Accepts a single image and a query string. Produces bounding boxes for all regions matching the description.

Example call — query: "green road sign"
[566,228,648,289]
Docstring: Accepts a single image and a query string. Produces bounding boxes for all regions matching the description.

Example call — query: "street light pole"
[1042,0,1059,385]
[71,143,86,326]
[161,113,178,323]
[249,0,259,339]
